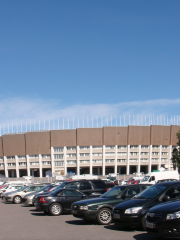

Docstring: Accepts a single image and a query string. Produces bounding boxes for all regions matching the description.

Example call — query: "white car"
[0,185,23,197]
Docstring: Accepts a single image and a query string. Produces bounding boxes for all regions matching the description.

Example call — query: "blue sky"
[0,0,180,133]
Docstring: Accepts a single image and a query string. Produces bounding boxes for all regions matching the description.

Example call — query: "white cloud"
[0,97,180,134]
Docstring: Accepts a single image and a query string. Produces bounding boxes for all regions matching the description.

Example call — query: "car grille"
[113,209,124,214]
[146,212,163,223]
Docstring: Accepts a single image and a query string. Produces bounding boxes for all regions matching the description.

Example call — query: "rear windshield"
[91,180,106,189]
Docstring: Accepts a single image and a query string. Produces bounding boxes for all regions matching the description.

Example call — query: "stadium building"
[0,125,179,178]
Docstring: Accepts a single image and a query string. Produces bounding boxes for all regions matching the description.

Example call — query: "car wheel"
[97,208,112,225]
[141,215,146,231]
[13,196,22,204]
[49,203,62,216]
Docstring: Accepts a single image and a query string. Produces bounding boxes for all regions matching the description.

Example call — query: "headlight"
[125,207,142,214]
[79,206,88,210]
[166,211,180,220]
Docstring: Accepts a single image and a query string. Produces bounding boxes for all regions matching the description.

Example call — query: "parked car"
[1,185,29,201]
[146,200,180,238]
[22,184,56,205]
[0,184,23,197]
[72,184,151,225]
[112,181,180,230]
[5,184,46,204]
[35,188,88,216]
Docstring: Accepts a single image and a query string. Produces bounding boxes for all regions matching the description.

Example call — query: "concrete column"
[64,146,67,176]
[148,145,152,173]
[15,155,19,178]
[51,147,54,176]
[77,146,80,175]
[115,145,117,175]
[26,155,30,177]
[169,145,172,171]
[90,145,92,175]
[138,145,141,173]
[3,156,8,178]
[126,145,130,175]
[102,145,105,176]
[39,154,42,178]
[97,167,100,175]
[159,145,162,170]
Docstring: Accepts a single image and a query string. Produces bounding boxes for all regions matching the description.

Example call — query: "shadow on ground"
[66,219,97,225]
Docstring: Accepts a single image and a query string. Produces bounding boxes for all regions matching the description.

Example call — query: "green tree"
[171,131,180,173]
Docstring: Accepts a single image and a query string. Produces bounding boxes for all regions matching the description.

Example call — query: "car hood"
[150,200,180,213]
[73,197,118,206]
[114,199,149,209]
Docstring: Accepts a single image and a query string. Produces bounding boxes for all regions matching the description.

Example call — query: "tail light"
[106,188,109,191]
[39,197,46,203]
[3,190,6,192]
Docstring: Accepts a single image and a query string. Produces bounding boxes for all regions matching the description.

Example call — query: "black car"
[72,184,151,225]
[146,200,180,238]
[112,181,180,230]
[34,188,88,216]
[156,179,178,184]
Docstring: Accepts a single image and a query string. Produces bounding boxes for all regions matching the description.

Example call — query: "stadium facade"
[0,125,179,178]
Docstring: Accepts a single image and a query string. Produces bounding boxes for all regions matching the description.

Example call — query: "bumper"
[112,213,139,226]
[146,219,180,238]
[35,203,49,211]
[22,198,33,205]
[72,209,97,220]
[5,196,14,202]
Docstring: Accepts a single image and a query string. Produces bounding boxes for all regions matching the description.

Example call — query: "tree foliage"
[172,132,180,173]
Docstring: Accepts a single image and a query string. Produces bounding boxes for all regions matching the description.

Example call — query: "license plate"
[72,210,78,214]
[145,221,155,228]
[113,214,120,219]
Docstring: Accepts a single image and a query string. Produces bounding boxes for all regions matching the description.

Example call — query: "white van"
[140,171,179,184]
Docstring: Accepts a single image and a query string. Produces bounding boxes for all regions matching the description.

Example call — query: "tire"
[49,203,62,216]
[13,196,22,204]
[141,215,146,231]
[97,208,112,225]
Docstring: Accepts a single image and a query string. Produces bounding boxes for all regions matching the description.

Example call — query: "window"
[105,152,115,155]
[30,162,39,165]
[7,156,15,160]
[92,160,102,163]
[92,153,102,156]
[42,161,51,165]
[165,185,180,199]
[0,157,3,160]
[29,155,38,158]
[92,146,102,149]
[117,152,127,155]
[7,163,16,166]
[118,145,127,149]
[18,162,26,166]
[105,159,115,163]
[60,190,82,197]
[66,154,76,157]
[124,186,140,196]
[141,152,149,155]
[129,159,138,162]
[67,160,76,164]
[130,145,138,149]
[79,153,89,157]
[67,147,76,151]
[117,159,126,162]
[141,159,148,162]
[80,160,90,163]
[161,158,168,161]
[162,152,168,155]
[80,181,92,190]
[0,163,4,167]
[152,158,159,161]
[54,147,63,152]
[54,161,64,166]
[79,146,89,150]
[162,146,168,149]
[26,186,37,192]
[152,152,159,155]
[65,182,79,189]
[130,152,138,155]
[141,145,149,149]
[54,154,64,159]
[152,145,159,149]
[18,155,26,159]
[105,145,115,149]
[42,155,51,158]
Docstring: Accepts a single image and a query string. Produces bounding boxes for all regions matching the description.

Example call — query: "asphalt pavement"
[0,200,162,240]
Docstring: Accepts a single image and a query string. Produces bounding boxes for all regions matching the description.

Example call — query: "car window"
[123,186,140,196]
[26,186,37,192]
[91,180,106,189]
[79,181,92,190]
[61,190,78,197]
[65,182,79,189]
[37,186,44,190]
[141,185,150,191]
[165,184,180,199]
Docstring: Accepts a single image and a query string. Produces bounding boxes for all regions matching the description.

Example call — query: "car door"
[79,181,92,195]
[57,190,84,210]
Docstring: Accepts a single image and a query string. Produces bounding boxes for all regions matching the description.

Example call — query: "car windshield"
[58,182,68,188]
[141,176,150,182]
[17,186,29,192]
[100,186,126,198]
[133,184,167,199]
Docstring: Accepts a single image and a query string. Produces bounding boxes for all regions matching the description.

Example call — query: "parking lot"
[0,200,163,240]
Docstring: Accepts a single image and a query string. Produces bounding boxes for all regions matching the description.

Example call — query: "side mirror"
[162,195,170,202]
[24,190,27,193]
[82,194,87,198]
